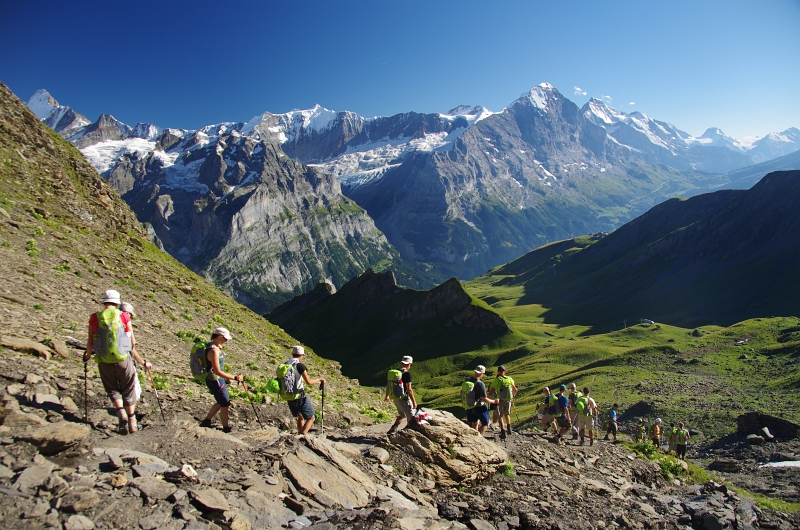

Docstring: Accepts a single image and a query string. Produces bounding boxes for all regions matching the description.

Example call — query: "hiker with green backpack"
[487,365,518,439]
[83,289,152,435]
[196,327,243,433]
[461,365,500,435]
[278,346,325,434]
[384,356,417,436]
[676,421,690,460]
[567,383,583,440]
[575,387,598,446]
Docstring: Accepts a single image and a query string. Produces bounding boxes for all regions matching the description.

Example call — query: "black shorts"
[677,444,687,458]
[288,396,315,420]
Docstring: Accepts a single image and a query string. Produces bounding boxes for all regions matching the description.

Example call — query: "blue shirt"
[557,394,569,418]
[608,408,618,421]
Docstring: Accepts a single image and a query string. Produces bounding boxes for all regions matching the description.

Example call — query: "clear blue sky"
[2,0,798,138]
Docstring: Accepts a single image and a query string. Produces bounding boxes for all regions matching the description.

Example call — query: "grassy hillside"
[0,81,387,421]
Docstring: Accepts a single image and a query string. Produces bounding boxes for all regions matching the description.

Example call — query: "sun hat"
[291,345,305,356]
[497,365,506,373]
[474,365,486,374]
[401,355,413,364]
[120,302,136,316]
[101,289,121,304]
[213,327,232,340]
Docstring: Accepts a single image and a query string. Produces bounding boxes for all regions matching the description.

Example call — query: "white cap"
[213,327,232,340]
[292,345,305,357]
[101,289,121,305]
[401,355,413,365]
[119,302,136,316]
[569,383,577,389]
[474,365,486,374]
[655,418,662,423]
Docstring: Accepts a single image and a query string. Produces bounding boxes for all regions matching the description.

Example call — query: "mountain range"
[24,85,800,312]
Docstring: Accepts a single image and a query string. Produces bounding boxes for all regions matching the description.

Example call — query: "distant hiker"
[487,365,518,439]
[635,419,646,443]
[603,403,619,442]
[461,365,500,435]
[667,423,678,456]
[575,387,598,446]
[119,302,142,403]
[651,418,663,448]
[538,387,553,432]
[552,384,571,444]
[83,289,152,435]
[384,355,417,436]
[567,383,583,440]
[280,346,325,434]
[676,421,690,460]
[199,327,243,433]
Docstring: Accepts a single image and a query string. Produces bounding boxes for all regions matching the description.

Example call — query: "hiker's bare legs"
[205,404,221,421]
[298,415,315,434]
[219,407,229,428]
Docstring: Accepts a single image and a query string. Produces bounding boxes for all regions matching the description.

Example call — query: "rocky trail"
[2,349,799,530]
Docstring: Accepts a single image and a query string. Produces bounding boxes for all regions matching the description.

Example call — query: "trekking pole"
[320,381,325,436]
[84,360,89,424]
[145,364,166,421]
[240,381,265,430]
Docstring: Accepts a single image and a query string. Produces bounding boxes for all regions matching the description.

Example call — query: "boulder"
[369,446,391,464]
[14,462,55,493]
[64,515,96,530]
[745,434,765,445]
[282,445,371,509]
[60,491,100,513]
[132,476,178,502]
[18,420,90,455]
[0,394,47,428]
[387,409,508,486]
[190,487,231,512]
[1,336,52,360]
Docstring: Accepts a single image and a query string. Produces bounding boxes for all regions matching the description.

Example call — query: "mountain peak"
[701,127,726,138]
[519,83,560,110]
[26,89,59,120]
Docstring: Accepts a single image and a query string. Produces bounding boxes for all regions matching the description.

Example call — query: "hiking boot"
[579,438,585,446]
[222,426,233,434]
[603,435,609,441]
[507,426,513,435]
[199,419,212,428]
[499,430,507,440]
[590,438,594,446]
[128,417,138,434]
[387,425,400,436]
[118,416,129,435]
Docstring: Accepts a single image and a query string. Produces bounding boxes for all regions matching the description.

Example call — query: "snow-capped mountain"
[26,89,90,137]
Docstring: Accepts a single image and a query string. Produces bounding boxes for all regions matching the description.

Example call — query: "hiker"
[280,345,325,434]
[651,418,663,448]
[83,289,152,435]
[603,403,619,441]
[462,365,500,435]
[676,421,690,460]
[538,387,553,432]
[487,365,518,439]
[551,384,572,444]
[119,302,142,403]
[384,355,417,435]
[634,419,646,443]
[667,423,678,456]
[567,383,583,440]
[575,387,598,446]
[199,327,243,433]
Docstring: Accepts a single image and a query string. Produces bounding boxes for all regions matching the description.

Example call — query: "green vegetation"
[500,462,515,478]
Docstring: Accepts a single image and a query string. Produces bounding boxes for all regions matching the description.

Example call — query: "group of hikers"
[634,418,692,460]
[85,288,689,460]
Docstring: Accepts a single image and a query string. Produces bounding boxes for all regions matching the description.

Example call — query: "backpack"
[386,369,407,400]
[546,394,563,416]
[189,339,209,381]
[497,376,514,401]
[460,380,477,409]
[93,307,132,363]
[569,391,583,408]
[576,395,592,416]
[276,359,303,401]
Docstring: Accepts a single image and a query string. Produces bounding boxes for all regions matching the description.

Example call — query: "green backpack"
[386,369,406,401]
[93,307,131,363]
[460,380,477,409]
[276,360,303,401]
[189,339,210,382]
[497,376,514,401]
[576,395,592,416]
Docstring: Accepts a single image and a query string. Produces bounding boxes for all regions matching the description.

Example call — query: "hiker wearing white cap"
[279,345,325,434]
[651,418,663,448]
[83,290,152,435]
[487,365,518,439]
[463,365,499,435]
[199,327,243,433]
[385,355,417,435]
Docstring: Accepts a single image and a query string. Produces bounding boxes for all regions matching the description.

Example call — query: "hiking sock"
[507,426,512,434]
[128,416,138,433]
[116,408,129,435]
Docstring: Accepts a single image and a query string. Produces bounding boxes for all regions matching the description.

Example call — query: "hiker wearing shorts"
[119,302,142,404]
[651,418,663,448]
[83,290,152,435]
[576,387,598,446]
[567,383,583,440]
[466,365,499,435]
[539,387,553,432]
[199,327,243,433]
[667,423,678,455]
[384,356,417,436]
[553,384,571,444]
[487,365,518,439]
[284,346,325,434]
[676,421,690,460]
[603,403,619,441]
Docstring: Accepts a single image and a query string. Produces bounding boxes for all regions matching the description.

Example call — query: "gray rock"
[746,434,765,445]
[131,476,179,502]
[369,446,391,464]
[34,393,61,407]
[64,515,96,530]
[138,509,171,530]
[282,445,371,509]
[61,397,79,413]
[132,462,170,478]
[469,519,496,530]
[18,420,90,455]
[190,487,231,512]
[60,490,100,513]
[14,462,55,492]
